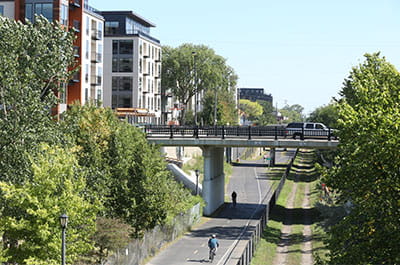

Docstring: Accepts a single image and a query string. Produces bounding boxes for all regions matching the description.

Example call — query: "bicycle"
[209,247,217,262]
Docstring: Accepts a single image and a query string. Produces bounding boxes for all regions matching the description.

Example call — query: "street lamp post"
[59,214,68,265]
[192,51,198,125]
[214,87,218,126]
[195,169,200,195]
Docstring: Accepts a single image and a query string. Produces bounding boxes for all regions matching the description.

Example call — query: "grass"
[251,150,325,265]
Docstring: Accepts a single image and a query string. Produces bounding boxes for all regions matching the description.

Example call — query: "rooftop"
[99,11,156,28]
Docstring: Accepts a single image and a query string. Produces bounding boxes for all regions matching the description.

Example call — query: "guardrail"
[144,125,336,141]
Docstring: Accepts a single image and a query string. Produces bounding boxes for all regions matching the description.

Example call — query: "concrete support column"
[202,146,225,216]
[269,148,276,166]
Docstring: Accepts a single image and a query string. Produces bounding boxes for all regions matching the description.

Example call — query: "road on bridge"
[146,149,294,265]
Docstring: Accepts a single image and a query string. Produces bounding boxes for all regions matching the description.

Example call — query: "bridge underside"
[154,138,338,216]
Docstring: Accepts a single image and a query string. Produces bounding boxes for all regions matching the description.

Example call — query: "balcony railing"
[92,30,102,40]
[91,75,101,86]
[73,20,80,32]
[70,0,81,8]
[91,52,102,63]
[73,46,80,57]
[70,71,80,83]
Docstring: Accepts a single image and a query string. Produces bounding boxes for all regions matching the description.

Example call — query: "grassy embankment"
[251,150,328,265]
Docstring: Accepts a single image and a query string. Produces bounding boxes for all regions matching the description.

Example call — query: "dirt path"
[272,154,314,265]
[272,178,297,265]
[301,182,313,265]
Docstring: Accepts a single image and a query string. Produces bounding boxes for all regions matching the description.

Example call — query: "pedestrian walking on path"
[231,191,237,208]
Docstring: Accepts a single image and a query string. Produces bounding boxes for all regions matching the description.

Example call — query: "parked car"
[285,122,337,139]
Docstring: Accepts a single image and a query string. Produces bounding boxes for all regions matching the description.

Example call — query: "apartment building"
[0,0,104,113]
[238,88,273,104]
[100,11,162,124]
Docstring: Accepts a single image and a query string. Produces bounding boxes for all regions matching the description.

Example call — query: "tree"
[238,99,263,124]
[255,100,276,125]
[0,144,98,264]
[279,104,305,123]
[322,53,400,264]
[200,88,238,125]
[307,101,339,128]
[61,104,197,237]
[162,43,237,124]
[0,17,75,184]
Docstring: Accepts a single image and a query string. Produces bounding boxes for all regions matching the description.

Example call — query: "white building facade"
[100,11,161,124]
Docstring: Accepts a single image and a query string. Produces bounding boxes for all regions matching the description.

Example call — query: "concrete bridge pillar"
[202,146,225,216]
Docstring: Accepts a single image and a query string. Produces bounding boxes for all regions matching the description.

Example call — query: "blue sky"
[93,0,400,114]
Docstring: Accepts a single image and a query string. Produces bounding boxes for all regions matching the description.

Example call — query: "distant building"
[238,88,273,104]
[99,10,162,124]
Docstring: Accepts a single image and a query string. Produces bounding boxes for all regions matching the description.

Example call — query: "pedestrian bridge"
[144,125,339,216]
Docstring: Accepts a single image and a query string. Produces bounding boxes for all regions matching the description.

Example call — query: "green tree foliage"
[162,43,237,124]
[307,101,339,128]
[279,104,305,123]
[322,53,400,264]
[62,105,196,237]
[61,104,116,202]
[0,144,98,264]
[255,100,276,125]
[200,88,238,125]
[92,217,132,264]
[0,17,75,183]
[239,99,263,124]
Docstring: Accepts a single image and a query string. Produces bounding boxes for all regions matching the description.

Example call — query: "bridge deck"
[147,137,339,149]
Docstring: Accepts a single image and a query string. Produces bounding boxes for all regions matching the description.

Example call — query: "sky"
[93,0,400,115]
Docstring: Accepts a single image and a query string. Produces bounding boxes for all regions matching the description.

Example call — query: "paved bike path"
[147,150,292,265]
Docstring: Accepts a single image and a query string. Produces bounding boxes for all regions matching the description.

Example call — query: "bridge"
[145,125,339,215]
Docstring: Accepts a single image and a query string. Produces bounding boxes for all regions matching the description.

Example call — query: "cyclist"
[208,234,219,261]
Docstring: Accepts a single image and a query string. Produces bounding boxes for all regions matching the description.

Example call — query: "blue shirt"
[208,238,219,249]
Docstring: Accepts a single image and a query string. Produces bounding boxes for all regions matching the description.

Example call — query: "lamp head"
[59,214,68,229]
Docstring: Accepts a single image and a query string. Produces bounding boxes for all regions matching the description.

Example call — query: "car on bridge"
[285,122,337,140]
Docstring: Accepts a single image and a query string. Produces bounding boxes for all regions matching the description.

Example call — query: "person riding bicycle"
[208,234,219,261]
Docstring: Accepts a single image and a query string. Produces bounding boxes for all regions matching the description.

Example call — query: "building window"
[25,4,33,21]
[105,21,119,35]
[0,6,4,16]
[86,17,90,35]
[112,40,133,54]
[119,40,133,54]
[119,58,133,72]
[85,88,89,102]
[97,89,102,102]
[25,3,53,22]
[111,77,133,108]
[60,4,68,26]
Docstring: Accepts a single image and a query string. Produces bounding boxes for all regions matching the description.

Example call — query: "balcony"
[91,52,102,63]
[91,75,101,86]
[72,20,80,32]
[70,71,80,83]
[69,0,81,8]
[92,30,102,40]
[73,46,80,57]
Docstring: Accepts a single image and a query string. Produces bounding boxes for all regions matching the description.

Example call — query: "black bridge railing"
[144,125,336,141]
